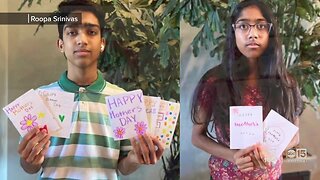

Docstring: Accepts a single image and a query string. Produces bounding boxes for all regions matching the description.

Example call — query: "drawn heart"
[40,125,48,134]
[59,115,65,122]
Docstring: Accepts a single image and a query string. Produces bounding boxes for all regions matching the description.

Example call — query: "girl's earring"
[101,45,104,52]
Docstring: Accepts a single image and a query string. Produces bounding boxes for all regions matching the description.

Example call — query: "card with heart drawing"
[37,89,75,138]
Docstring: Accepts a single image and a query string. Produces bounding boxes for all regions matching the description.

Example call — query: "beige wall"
[0,0,8,178]
[300,105,320,179]
[5,1,67,179]
[180,21,214,180]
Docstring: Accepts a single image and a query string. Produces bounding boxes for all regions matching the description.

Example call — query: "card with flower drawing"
[105,89,149,140]
[2,89,61,136]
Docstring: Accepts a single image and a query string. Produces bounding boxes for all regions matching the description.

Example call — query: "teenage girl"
[191,0,303,179]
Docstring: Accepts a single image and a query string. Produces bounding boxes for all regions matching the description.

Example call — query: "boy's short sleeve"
[119,139,132,158]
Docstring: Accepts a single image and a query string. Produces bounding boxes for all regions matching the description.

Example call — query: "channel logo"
[286,148,307,159]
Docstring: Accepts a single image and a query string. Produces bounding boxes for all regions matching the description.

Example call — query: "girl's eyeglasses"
[232,22,273,34]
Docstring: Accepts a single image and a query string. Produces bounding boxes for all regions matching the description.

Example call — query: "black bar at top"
[0,13,82,25]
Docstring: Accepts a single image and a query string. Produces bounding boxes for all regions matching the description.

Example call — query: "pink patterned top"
[198,77,282,180]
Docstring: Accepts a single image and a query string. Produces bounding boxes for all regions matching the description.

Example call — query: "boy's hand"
[18,127,51,166]
[129,134,164,165]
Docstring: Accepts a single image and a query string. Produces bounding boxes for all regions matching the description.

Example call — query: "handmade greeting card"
[154,100,180,148]
[263,110,298,162]
[230,106,263,149]
[37,89,75,138]
[2,89,61,136]
[144,96,161,135]
[105,89,148,140]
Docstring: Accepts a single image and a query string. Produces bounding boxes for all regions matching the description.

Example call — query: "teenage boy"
[17,0,164,179]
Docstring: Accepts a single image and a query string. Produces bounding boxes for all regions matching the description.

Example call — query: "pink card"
[230,106,263,149]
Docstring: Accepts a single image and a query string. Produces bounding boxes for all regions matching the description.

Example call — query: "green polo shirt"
[39,71,132,180]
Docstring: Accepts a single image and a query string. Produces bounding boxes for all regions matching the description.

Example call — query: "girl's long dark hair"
[191,0,303,142]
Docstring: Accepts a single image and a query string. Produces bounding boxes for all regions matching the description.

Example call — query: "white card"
[105,89,149,140]
[263,110,298,162]
[154,100,180,148]
[2,89,61,136]
[37,89,75,138]
[144,96,161,135]
[230,106,263,149]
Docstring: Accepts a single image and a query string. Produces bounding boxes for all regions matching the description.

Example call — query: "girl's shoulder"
[201,64,226,85]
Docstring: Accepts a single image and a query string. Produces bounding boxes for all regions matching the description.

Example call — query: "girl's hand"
[233,145,256,172]
[233,143,271,172]
[249,143,269,169]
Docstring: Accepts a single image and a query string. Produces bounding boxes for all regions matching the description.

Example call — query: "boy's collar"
[58,70,106,93]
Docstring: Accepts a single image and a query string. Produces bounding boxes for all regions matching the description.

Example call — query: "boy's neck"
[67,67,98,86]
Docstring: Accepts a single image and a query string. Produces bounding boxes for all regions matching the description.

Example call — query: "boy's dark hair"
[57,0,106,39]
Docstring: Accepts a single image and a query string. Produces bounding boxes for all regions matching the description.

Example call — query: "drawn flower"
[134,121,147,135]
[20,114,38,132]
[232,108,239,115]
[113,127,125,139]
